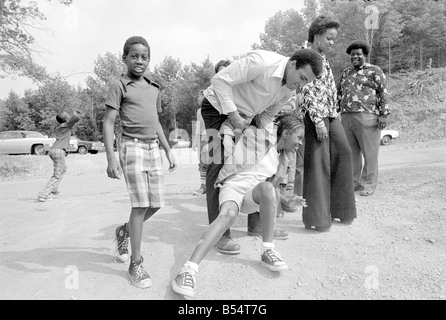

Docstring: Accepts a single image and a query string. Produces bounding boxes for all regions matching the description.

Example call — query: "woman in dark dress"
[301,15,357,232]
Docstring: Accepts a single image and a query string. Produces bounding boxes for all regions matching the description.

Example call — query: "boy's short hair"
[56,112,69,124]
[308,15,340,43]
[123,36,150,57]
[290,48,324,78]
[346,40,370,56]
[215,60,231,73]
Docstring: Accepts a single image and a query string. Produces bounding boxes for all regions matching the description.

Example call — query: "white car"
[67,137,105,154]
[171,138,191,149]
[380,129,399,146]
[0,130,55,155]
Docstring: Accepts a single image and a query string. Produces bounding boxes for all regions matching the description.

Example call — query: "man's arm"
[337,70,346,110]
[374,67,390,130]
[375,67,390,117]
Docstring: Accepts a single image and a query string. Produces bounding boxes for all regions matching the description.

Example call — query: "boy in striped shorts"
[103,36,177,289]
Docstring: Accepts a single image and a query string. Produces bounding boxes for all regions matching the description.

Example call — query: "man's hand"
[377,116,387,130]
[228,111,249,131]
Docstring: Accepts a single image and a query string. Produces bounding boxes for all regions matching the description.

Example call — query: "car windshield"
[25,132,45,138]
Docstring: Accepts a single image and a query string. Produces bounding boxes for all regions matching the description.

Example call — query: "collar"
[120,74,154,86]
[352,62,371,71]
[272,55,291,80]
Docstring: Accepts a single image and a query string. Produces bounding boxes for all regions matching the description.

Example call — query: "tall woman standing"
[301,16,357,232]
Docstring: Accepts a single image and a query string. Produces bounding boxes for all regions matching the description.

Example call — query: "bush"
[387,68,446,144]
[0,155,51,181]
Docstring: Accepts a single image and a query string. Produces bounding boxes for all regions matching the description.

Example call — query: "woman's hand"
[316,122,328,142]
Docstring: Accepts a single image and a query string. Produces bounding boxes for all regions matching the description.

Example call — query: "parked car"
[170,138,191,149]
[0,130,55,155]
[66,137,79,153]
[380,129,399,146]
[68,137,105,154]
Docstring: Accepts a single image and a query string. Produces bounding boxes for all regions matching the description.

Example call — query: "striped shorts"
[119,139,165,208]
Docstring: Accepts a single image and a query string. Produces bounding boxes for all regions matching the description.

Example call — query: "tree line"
[1,0,445,142]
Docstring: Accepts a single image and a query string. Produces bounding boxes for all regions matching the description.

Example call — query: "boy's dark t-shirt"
[51,114,80,150]
[105,75,162,141]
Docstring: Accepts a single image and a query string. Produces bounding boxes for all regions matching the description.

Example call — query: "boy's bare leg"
[128,207,146,263]
[126,207,159,289]
[128,207,159,262]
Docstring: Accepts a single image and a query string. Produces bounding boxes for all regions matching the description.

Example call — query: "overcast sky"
[0,0,305,99]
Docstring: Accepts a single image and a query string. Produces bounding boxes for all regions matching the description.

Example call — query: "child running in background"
[103,36,177,288]
[172,112,306,298]
[37,110,81,202]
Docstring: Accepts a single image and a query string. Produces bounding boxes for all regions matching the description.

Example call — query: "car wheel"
[78,146,88,154]
[90,150,98,154]
[32,144,45,155]
[381,135,392,146]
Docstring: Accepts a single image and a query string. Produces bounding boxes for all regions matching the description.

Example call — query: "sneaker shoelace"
[115,227,129,252]
[266,250,283,263]
[134,264,150,281]
[182,272,195,288]
[118,236,129,252]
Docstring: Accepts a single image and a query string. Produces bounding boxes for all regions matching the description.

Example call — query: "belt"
[121,137,158,144]
[121,137,159,150]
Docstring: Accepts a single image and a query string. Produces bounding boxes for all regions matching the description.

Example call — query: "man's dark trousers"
[201,98,260,235]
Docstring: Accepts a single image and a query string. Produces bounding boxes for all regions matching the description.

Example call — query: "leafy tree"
[302,0,320,26]
[252,9,307,55]
[1,91,35,131]
[0,99,6,130]
[377,7,404,77]
[23,76,80,136]
[174,57,215,138]
[84,52,126,141]
[154,56,182,139]
[0,0,72,82]
[393,0,446,70]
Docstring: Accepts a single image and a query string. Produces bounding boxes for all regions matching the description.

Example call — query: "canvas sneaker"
[172,266,196,298]
[37,196,54,202]
[261,249,288,272]
[115,224,129,262]
[128,256,152,289]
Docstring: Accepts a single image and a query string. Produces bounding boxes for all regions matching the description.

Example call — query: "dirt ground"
[0,139,445,300]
